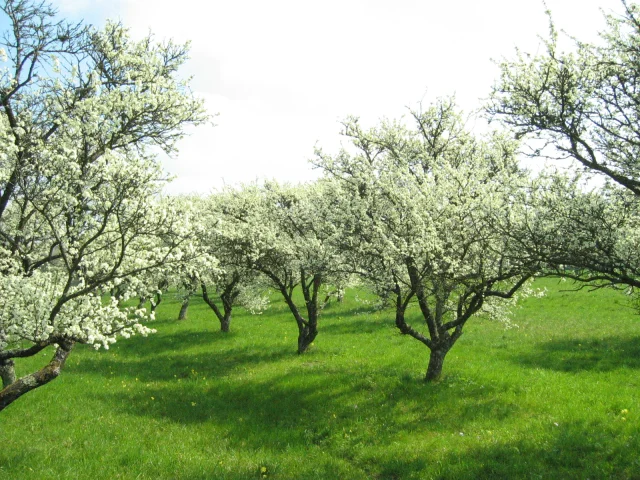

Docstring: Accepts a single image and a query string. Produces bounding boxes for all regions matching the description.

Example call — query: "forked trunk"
[0,359,16,388]
[219,294,234,333]
[297,272,322,354]
[201,282,237,332]
[297,324,318,354]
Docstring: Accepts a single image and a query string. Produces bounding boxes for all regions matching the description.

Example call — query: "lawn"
[1,278,639,479]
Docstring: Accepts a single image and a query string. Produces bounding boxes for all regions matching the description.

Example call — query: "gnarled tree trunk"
[201,282,237,332]
[392,281,457,383]
[297,271,322,354]
[0,341,74,412]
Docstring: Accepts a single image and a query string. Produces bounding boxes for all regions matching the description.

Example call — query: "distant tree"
[200,192,269,332]
[177,275,198,320]
[217,181,347,353]
[149,193,269,331]
[0,0,208,411]
[316,98,541,381]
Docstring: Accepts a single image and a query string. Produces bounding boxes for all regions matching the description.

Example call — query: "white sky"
[58,0,623,194]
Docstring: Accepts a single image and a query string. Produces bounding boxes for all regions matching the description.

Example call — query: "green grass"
[2,278,640,479]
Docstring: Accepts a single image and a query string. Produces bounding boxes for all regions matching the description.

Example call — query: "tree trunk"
[178,296,190,320]
[297,323,318,354]
[137,297,147,309]
[201,282,234,332]
[219,294,234,333]
[211,306,232,332]
[151,292,162,312]
[425,347,448,382]
[297,272,321,354]
[220,313,231,333]
[0,359,16,388]
[0,341,74,412]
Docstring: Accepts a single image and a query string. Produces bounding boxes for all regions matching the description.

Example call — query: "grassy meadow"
[1,278,640,479]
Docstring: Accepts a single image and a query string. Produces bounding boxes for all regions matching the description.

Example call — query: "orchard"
[2,1,640,477]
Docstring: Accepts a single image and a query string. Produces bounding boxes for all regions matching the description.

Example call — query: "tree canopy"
[0,0,208,410]
[489,1,640,195]
[488,0,640,298]
[316,98,541,381]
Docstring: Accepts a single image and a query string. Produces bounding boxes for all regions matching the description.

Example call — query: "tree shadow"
[92,360,515,456]
[321,315,392,335]
[108,328,235,356]
[73,342,295,381]
[514,336,640,373]
[431,419,640,479]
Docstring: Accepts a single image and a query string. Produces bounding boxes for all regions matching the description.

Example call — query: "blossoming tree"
[194,191,271,332]
[0,0,207,411]
[217,181,348,353]
[488,1,640,295]
[491,173,640,301]
[316,98,541,381]
[489,1,640,195]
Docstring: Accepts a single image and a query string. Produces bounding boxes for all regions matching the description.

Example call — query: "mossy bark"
[0,341,74,412]
[0,359,16,388]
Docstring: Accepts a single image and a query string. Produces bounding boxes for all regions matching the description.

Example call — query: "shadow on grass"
[107,328,238,357]
[92,357,515,450]
[73,343,295,381]
[321,315,391,335]
[89,365,637,479]
[515,336,640,373]
[430,419,640,479]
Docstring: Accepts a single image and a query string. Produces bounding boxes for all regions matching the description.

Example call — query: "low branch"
[0,340,74,412]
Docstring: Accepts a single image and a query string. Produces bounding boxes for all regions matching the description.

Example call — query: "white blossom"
[0,0,209,409]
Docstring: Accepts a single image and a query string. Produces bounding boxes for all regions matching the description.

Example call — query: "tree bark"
[220,313,231,333]
[0,341,74,412]
[297,272,321,354]
[0,359,16,388]
[201,282,235,332]
[425,346,448,382]
[297,324,318,354]
[178,296,190,320]
[151,292,162,312]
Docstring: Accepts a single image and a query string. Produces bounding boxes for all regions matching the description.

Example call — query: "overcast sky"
[57,0,623,194]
